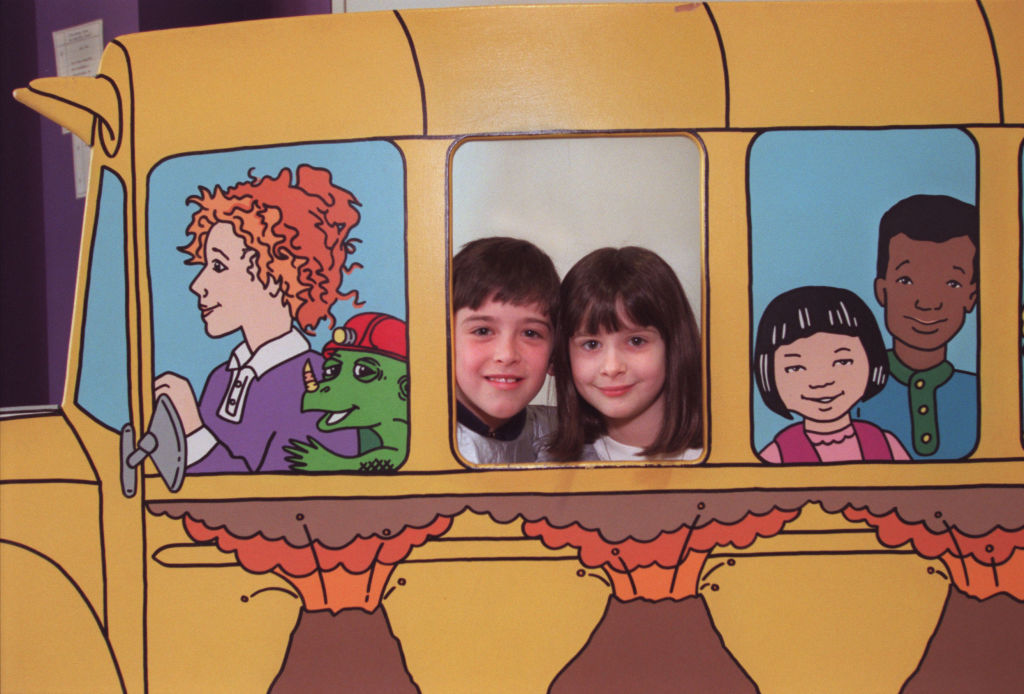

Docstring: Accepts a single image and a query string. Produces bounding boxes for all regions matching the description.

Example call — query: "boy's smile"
[454,297,553,431]
[874,233,976,367]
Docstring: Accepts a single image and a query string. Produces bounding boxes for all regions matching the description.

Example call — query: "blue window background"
[147,141,407,395]
[77,169,130,430]
[749,129,977,454]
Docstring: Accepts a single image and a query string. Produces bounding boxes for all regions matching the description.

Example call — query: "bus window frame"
[446,131,709,469]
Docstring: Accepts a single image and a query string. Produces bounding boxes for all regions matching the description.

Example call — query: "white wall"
[452,135,703,406]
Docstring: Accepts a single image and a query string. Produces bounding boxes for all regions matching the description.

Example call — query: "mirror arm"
[120,395,187,498]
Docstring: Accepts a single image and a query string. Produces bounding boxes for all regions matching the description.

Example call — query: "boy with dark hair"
[452,237,560,463]
[857,194,979,459]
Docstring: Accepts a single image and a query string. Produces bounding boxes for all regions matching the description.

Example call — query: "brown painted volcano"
[550,595,758,694]
[270,607,420,694]
[901,585,1024,694]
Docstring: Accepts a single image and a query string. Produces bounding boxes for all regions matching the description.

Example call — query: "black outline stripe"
[94,75,124,159]
[1018,136,1024,452]
[0,539,127,693]
[142,483,1024,507]
[394,11,427,136]
[702,3,729,128]
[975,0,1004,125]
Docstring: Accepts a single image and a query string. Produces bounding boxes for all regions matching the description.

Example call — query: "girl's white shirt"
[586,434,702,463]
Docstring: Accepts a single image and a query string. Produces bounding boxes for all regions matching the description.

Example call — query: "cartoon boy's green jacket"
[285,313,409,472]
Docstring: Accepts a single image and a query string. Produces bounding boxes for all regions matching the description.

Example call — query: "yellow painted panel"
[147,563,298,693]
[151,544,239,567]
[0,544,123,694]
[118,12,424,163]
[442,509,527,538]
[385,559,609,694]
[6,4,1024,693]
[783,501,867,531]
[0,414,95,482]
[404,4,726,134]
[984,0,1024,124]
[63,406,146,694]
[972,127,1024,458]
[145,512,297,693]
[151,537,580,564]
[0,483,104,618]
[703,131,758,462]
[146,459,1024,502]
[713,0,1001,126]
[399,139,462,471]
[706,553,949,694]
[407,539,579,561]
[724,531,905,555]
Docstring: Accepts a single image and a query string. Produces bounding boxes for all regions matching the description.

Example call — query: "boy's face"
[454,296,553,431]
[874,233,977,353]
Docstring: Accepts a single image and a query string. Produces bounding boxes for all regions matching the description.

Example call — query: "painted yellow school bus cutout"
[3,3,1023,693]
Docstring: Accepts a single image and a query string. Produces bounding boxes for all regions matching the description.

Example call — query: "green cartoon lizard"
[284,313,409,472]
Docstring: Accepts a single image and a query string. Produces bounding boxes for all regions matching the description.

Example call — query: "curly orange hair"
[180,165,362,335]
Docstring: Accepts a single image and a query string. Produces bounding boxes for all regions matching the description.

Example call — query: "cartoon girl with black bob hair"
[754,285,909,463]
[549,246,702,462]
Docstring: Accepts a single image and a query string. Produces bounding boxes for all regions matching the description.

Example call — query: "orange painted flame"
[525,509,798,601]
[183,514,453,612]
[841,507,1024,600]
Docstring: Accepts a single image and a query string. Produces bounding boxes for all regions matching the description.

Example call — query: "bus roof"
[19,2,1019,166]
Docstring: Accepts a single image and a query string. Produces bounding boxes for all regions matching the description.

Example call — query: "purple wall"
[139,0,330,31]
[1,0,329,407]
[34,0,141,405]
[2,0,49,406]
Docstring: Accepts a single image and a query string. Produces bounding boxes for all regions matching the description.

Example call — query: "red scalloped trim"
[523,509,798,570]
[184,515,453,577]
[841,507,1024,565]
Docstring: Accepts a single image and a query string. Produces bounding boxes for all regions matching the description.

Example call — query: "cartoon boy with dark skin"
[856,194,979,459]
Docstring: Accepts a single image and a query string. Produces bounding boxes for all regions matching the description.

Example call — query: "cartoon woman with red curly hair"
[155,164,363,473]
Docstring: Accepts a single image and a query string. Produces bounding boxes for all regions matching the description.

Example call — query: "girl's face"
[569,310,667,446]
[189,222,284,339]
[773,332,869,425]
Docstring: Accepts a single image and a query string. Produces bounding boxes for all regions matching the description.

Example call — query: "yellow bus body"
[3,2,1023,692]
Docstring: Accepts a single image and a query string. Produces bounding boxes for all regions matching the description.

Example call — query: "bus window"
[450,135,704,466]
[146,141,409,474]
[77,168,130,431]
[749,129,979,463]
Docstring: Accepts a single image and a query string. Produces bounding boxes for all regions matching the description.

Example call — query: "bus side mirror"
[121,394,186,498]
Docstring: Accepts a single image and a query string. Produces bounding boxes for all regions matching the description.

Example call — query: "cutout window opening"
[450,134,706,467]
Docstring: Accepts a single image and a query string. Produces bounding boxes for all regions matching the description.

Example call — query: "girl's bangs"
[577,291,664,337]
[577,291,623,335]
